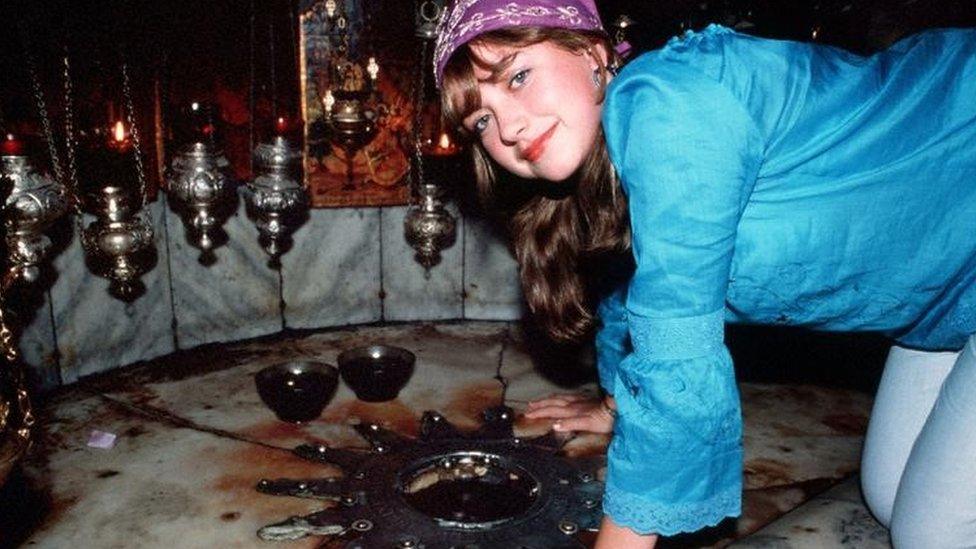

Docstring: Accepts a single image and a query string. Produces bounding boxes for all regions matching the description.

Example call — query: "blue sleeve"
[600,57,764,535]
[595,283,629,395]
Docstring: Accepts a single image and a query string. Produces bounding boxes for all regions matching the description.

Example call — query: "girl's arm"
[595,516,659,549]
[598,54,764,535]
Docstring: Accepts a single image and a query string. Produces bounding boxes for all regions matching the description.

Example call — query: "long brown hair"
[441,27,631,342]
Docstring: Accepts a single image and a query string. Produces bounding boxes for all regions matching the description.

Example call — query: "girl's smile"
[520,122,559,162]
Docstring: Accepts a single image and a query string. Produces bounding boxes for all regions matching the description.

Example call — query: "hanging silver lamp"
[245,134,307,259]
[80,185,155,299]
[0,145,68,283]
[167,140,233,255]
[404,182,456,271]
[403,11,458,274]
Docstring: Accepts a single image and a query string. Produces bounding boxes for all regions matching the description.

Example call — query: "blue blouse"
[599,25,976,535]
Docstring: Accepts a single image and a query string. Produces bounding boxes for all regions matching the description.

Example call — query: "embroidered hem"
[602,485,741,536]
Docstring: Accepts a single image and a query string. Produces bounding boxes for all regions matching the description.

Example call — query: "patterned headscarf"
[433,0,606,88]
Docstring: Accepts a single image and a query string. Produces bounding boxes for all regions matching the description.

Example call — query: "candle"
[1,133,25,156]
[108,120,132,152]
[323,90,335,114]
[422,131,463,186]
[429,131,459,156]
[367,57,379,81]
[275,116,289,135]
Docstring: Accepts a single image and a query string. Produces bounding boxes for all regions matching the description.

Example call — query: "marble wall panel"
[380,205,464,321]
[49,198,176,382]
[461,214,523,320]
[17,289,61,389]
[167,191,282,349]
[280,207,382,329]
[20,195,528,383]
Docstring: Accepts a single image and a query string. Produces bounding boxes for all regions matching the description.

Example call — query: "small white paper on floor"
[87,430,117,449]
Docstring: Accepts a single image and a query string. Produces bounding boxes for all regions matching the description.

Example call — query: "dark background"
[2,0,974,393]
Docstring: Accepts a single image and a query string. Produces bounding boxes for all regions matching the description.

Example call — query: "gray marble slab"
[460,214,522,320]
[280,207,382,329]
[166,191,282,349]
[16,289,60,389]
[380,205,464,321]
[49,198,176,382]
[732,491,890,548]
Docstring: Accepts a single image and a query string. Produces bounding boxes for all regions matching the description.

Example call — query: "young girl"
[434,1,976,547]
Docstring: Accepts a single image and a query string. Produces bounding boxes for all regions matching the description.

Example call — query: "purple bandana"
[433,0,606,88]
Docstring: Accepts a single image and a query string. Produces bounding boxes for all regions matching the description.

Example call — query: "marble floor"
[0,321,889,548]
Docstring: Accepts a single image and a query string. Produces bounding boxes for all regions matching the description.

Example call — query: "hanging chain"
[269,15,278,120]
[120,58,148,205]
[21,26,66,189]
[248,0,256,168]
[61,51,85,225]
[0,298,16,364]
[0,230,34,441]
[411,37,430,200]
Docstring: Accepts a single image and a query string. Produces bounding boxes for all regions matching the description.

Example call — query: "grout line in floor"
[94,391,291,453]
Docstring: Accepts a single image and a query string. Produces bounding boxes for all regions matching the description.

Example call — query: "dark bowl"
[255,361,339,423]
[337,345,416,402]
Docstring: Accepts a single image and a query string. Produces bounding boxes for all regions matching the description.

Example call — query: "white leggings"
[861,335,976,548]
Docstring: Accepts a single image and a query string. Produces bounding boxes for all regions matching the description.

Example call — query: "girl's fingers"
[527,397,575,410]
[552,410,615,434]
[524,405,582,419]
[527,393,590,409]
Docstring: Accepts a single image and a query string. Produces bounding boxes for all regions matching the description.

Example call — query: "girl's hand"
[524,393,616,434]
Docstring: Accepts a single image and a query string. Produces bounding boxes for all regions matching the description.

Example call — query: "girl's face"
[461,40,606,182]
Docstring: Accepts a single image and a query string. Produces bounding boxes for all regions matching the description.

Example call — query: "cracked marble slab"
[732,476,890,548]
[92,322,511,450]
[3,321,878,548]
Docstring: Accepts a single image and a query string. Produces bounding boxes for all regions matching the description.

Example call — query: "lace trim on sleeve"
[602,482,740,536]
[627,309,725,361]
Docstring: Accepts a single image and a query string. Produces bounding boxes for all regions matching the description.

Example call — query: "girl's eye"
[472,114,491,134]
[509,69,530,88]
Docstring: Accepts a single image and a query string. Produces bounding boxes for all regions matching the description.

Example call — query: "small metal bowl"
[337,345,416,402]
[255,361,339,423]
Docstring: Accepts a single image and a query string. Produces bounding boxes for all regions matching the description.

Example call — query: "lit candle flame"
[5,133,14,142]
[438,132,451,150]
[323,90,335,113]
[113,120,126,142]
[367,57,379,81]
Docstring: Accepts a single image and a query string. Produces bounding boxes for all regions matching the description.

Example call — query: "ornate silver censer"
[256,406,604,548]
[0,177,36,488]
[74,60,157,299]
[167,140,233,255]
[80,185,155,299]
[244,136,308,259]
[404,183,456,271]
[0,150,68,283]
[403,16,457,274]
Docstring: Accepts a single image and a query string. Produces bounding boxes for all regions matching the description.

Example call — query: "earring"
[592,68,602,87]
